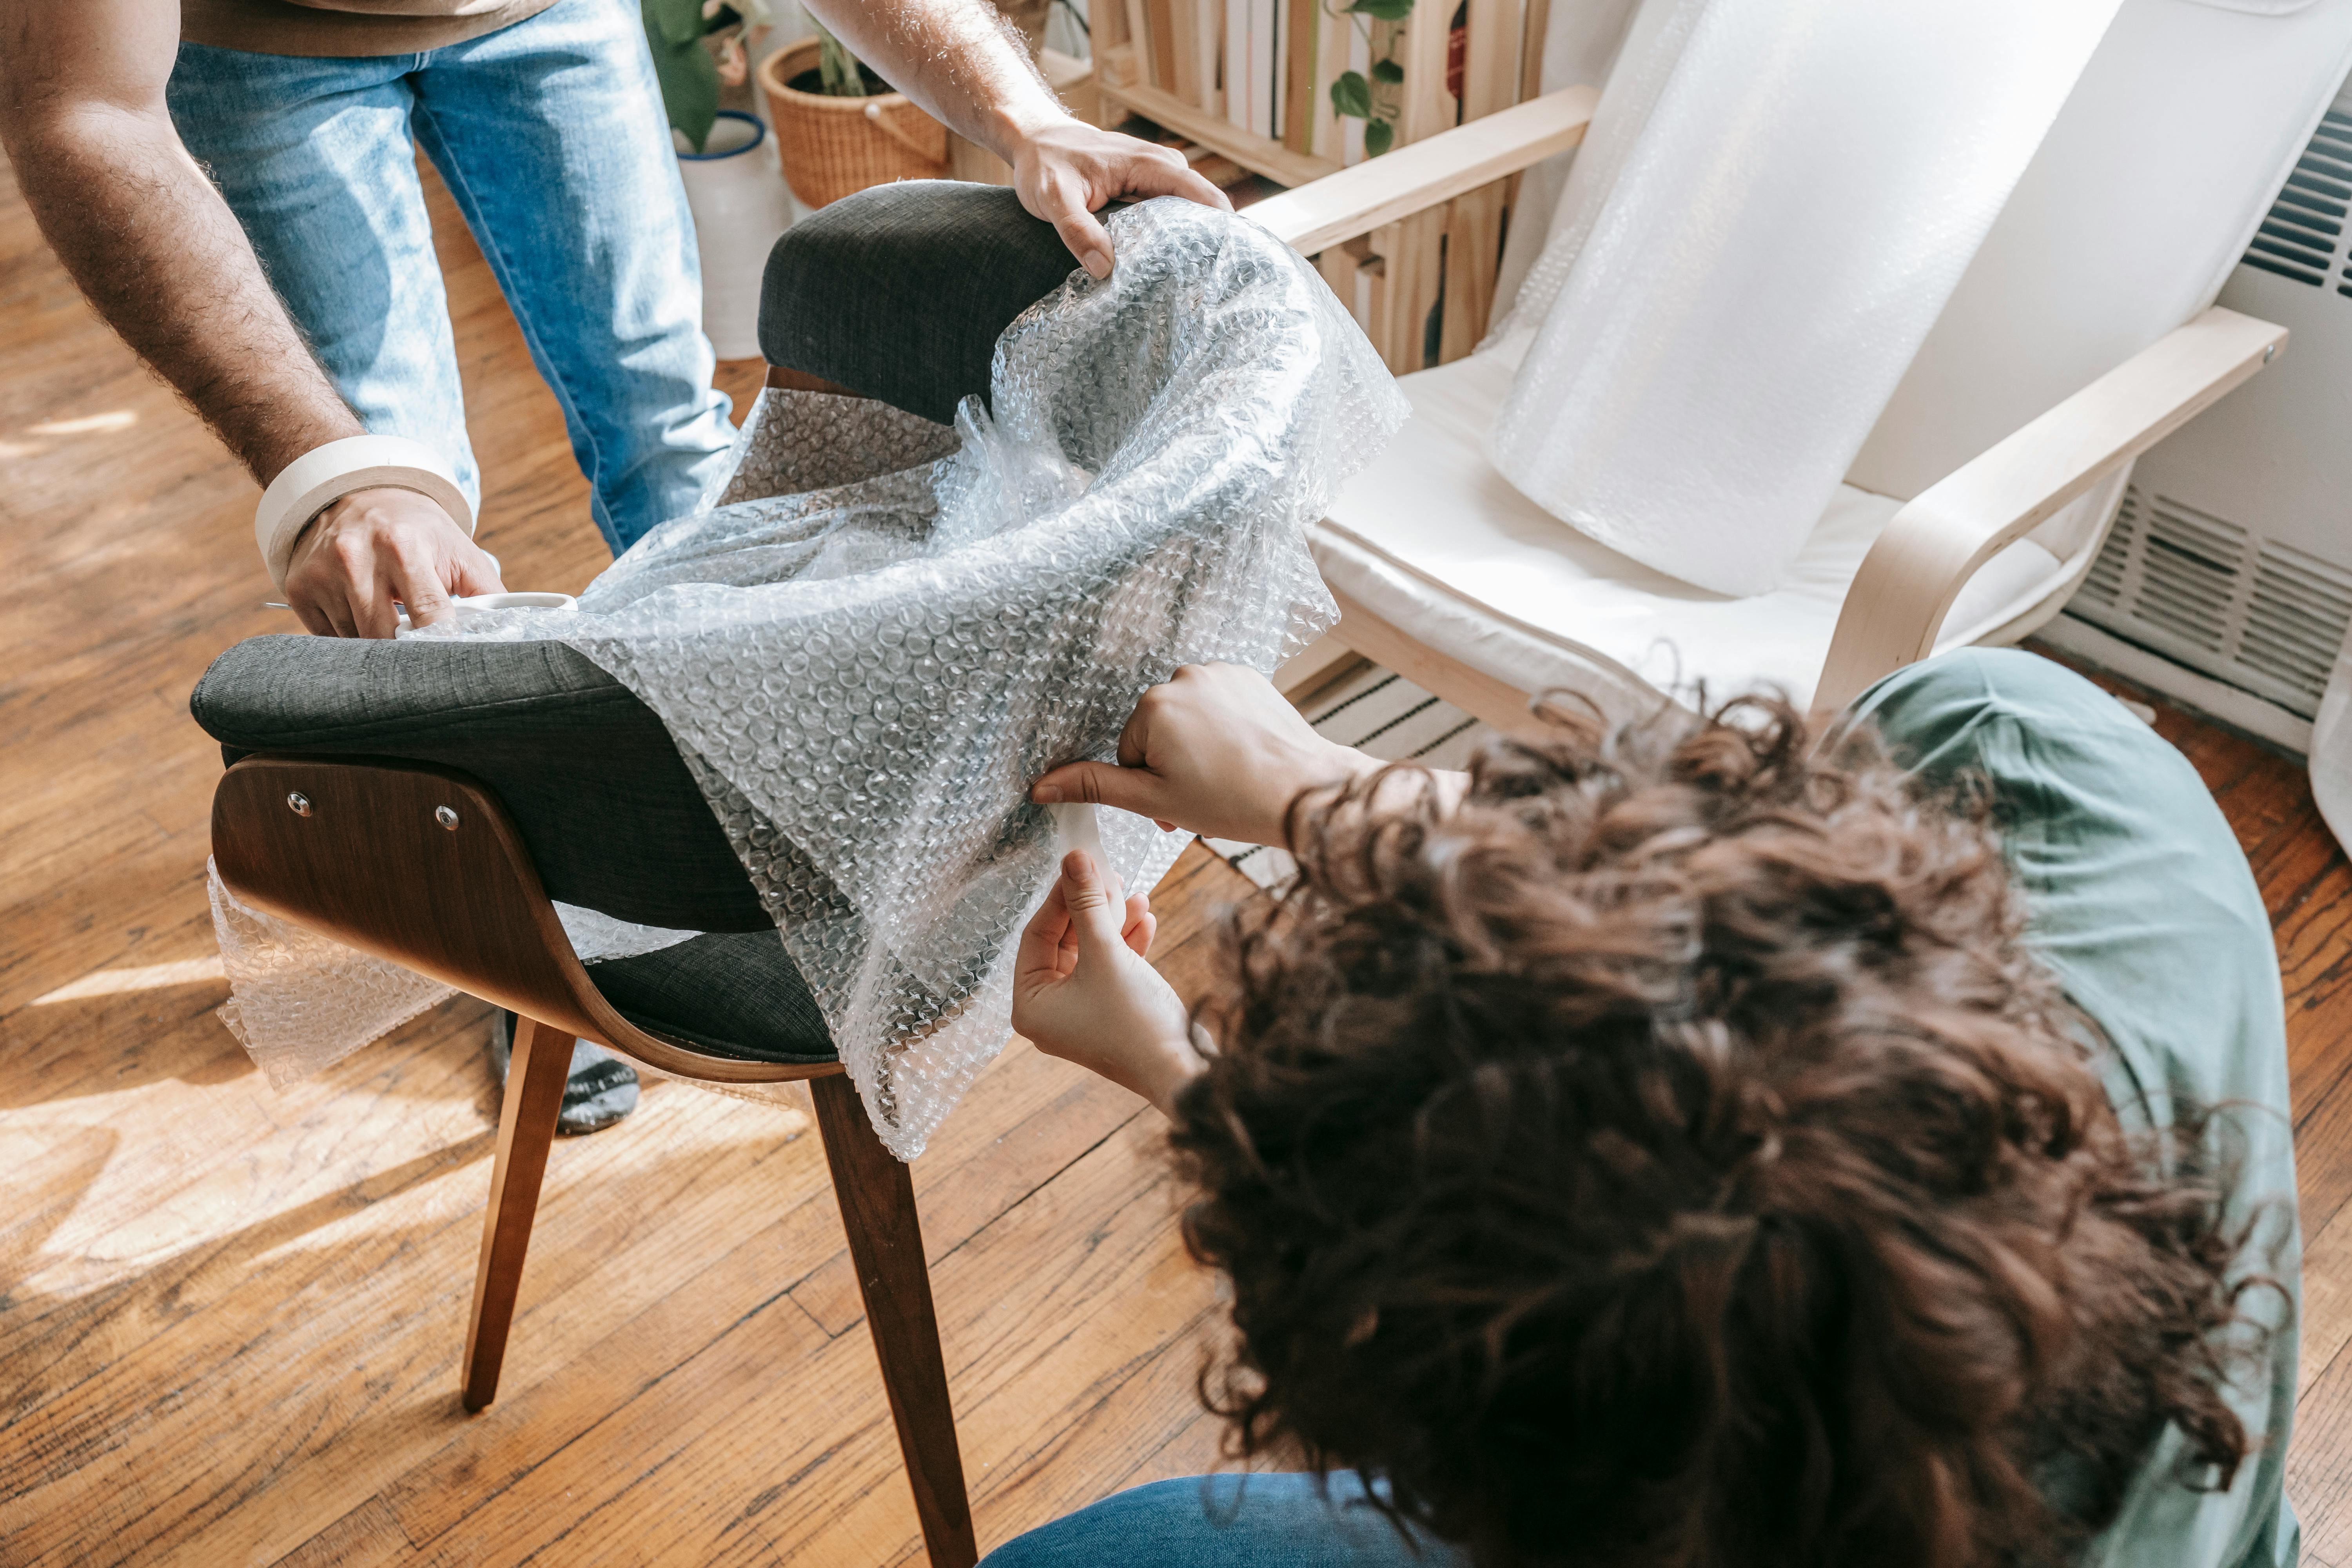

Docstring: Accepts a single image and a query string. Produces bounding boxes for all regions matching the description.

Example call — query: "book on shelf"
[1310,0,1348,161]
[1233,0,1248,132]
[1165,0,1199,102]
[1283,0,1317,154]
[1124,0,1154,90]
[1342,13,1368,164]
[1148,0,1180,94]
[1249,0,1275,140]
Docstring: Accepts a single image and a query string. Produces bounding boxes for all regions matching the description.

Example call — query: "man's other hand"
[282,487,505,638]
[1009,117,1231,279]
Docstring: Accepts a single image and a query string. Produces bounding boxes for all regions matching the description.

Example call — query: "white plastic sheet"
[1487,0,2125,597]
[2316,628,2351,856]
[214,200,1405,1158]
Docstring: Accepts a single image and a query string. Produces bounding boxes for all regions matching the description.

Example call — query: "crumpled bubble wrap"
[210,859,457,1089]
[212,858,703,1086]
[211,199,1404,1156]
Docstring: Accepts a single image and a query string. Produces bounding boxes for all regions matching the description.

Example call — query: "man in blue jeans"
[1001,649,2299,1567]
[0,0,1224,1126]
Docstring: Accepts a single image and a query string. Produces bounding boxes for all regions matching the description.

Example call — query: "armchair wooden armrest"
[1248,86,1601,258]
[1813,305,2287,713]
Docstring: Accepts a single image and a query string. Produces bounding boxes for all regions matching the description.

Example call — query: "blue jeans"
[167,0,736,554]
[978,1474,1471,1566]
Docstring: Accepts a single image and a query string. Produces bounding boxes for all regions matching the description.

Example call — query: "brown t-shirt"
[180,0,560,57]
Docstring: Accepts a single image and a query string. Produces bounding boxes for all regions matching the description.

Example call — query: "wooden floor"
[2,149,2350,1566]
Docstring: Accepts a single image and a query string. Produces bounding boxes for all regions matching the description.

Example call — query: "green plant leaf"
[1370,57,1403,82]
[1364,117,1395,156]
[644,0,707,49]
[811,17,870,96]
[648,36,720,149]
[1347,0,1414,20]
[1330,70,1372,119]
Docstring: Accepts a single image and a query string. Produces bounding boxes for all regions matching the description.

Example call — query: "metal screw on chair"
[286,792,311,817]
[436,806,460,831]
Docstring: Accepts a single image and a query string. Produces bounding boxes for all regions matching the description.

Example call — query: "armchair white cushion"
[1313,351,2081,720]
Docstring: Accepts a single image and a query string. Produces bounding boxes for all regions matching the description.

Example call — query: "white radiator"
[2043,91,2352,757]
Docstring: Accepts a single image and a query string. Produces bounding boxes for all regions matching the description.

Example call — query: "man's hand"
[796,0,1230,276]
[281,488,505,638]
[1011,849,1201,1114]
[1032,663,1379,848]
[1007,116,1231,279]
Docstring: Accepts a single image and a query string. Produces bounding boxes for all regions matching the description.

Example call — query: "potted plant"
[643,0,760,152]
[643,0,794,358]
[757,21,950,210]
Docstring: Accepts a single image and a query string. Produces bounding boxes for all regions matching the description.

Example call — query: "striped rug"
[1200,661,1491,891]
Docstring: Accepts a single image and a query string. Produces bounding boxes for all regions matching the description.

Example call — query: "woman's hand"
[1029,663,1377,848]
[1011,850,1203,1115]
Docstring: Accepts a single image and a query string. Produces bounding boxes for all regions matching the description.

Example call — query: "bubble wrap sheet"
[212,858,705,1087]
[217,200,1404,1158]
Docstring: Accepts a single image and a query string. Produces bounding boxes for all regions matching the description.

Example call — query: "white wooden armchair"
[1242,0,2352,724]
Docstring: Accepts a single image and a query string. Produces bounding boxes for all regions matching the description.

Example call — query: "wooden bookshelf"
[1093,0,1553,373]
[1096,47,1340,187]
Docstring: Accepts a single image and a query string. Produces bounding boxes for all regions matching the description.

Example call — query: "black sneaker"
[487,1011,641,1135]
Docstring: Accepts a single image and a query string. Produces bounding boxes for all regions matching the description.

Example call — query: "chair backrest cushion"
[1849,0,2352,500]
[759,181,1080,426]
[191,635,774,933]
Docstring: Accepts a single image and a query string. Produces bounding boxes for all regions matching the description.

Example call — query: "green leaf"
[643,0,707,49]
[1347,0,1415,20]
[814,20,869,96]
[1370,57,1403,83]
[1330,70,1372,119]
[648,33,720,150]
[1364,117,1395,156]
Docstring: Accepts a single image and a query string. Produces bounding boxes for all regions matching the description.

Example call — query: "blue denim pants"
[978,1474,1471,1567]
[167,0,737,554]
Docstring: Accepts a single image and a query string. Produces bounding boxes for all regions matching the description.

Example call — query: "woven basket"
[759,38,949,210]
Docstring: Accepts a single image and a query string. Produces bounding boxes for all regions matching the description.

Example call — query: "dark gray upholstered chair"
[194,182,1081,1568]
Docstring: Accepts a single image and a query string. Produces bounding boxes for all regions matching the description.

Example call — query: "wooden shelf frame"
[1098,50,1341,187]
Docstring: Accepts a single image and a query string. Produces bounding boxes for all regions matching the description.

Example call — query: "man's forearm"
[800,0,1062,161]
[5,103,359,483]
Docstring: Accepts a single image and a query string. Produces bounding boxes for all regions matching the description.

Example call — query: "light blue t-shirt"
[1854,649,2300,1568]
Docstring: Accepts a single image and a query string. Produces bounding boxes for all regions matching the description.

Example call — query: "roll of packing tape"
[253,435,474,593]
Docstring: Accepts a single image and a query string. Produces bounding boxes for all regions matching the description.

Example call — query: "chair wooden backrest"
[210,753,979,1568]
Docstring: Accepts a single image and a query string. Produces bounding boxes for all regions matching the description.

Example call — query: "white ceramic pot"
[675,109,794,360]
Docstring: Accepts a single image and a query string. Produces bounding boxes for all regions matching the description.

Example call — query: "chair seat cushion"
[1316,349,2068,711]
[590,933,835,1065]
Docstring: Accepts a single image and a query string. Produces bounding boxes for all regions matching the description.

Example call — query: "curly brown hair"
[1170,696,2271,1568]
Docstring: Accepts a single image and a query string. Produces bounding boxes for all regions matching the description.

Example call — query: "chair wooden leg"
[462,1015,574,1412]
[811,1074,977,1568]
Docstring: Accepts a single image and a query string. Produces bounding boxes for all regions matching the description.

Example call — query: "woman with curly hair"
[993,648,2298,1568]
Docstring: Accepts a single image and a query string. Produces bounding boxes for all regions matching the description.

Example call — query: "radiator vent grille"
[2241,109,2352,290]
[2070,485,2350,716]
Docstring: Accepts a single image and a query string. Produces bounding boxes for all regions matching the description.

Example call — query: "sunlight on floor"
[2,1052,810,1307]
[26,410,138,437]
[33,956,228,1004]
